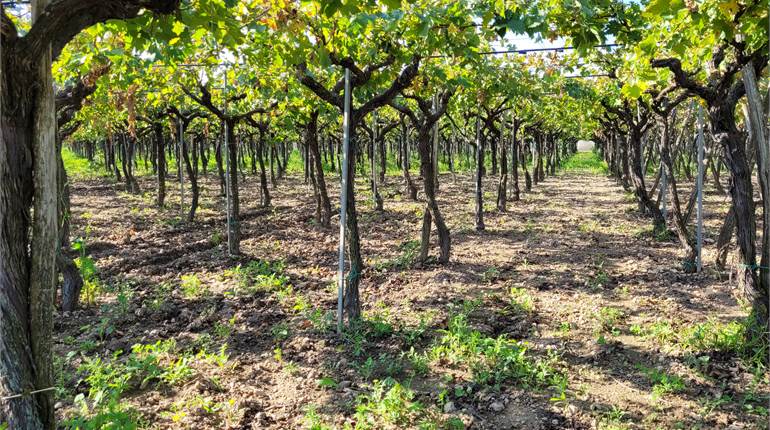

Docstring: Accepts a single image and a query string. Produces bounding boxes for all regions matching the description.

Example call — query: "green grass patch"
[631,316,767,374]
[595,306,625,334]
[679,316,767,373]
[562,151,608,175]
[62,147,106,180]
[430,305,566,395]
[354,378,441,429]
[63,340,229,428]
[636,364,685,400]
[226,259,290,295]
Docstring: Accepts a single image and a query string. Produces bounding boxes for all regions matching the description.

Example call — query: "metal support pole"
[179,119,185,216]
[432,94,439,187]
[223,68,234,257]
[371,111,378,204]
[660,162,667,222]
[337,69,352,334]
[696,103,705,272]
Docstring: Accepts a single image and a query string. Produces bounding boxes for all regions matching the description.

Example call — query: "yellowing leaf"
[172,21,185,36]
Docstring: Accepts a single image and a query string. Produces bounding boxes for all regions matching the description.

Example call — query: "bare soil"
[55,164,768,429]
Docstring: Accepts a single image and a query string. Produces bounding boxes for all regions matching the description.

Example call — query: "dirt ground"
[55,159,768,429]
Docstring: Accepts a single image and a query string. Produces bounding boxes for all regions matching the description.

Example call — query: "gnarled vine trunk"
[306,110,331,226]
[710,102,767,330]
[628,129,666,233]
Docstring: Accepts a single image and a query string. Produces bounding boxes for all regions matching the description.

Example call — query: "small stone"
[459,413,474,427]
[552,419,559,425]
[54,402,63,410]
[339,380,352,389]
[444,401,456,413]
[489,401,504,412]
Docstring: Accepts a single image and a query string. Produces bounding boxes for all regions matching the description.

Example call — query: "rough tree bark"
[183,85,275,255]
[658,112,698,271]
[391,90,453,263]
[475,119,485,231]
[297,54,421,322]
[652,51,769,332]
[399,119,418,200]
[306,110,332,226]
[521,139,532,192]
[257,127,271,207]
[0,1,180,427]
[510,115,520,201]
[604,100,666,233]
[496,118,508,212]
[168,108,203,221]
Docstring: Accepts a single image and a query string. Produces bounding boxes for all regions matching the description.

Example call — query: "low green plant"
[598,405,629,430]
[161,395,240,425]
[180,274,207,299]
[589,270,610,291]
[357,357,377,380]
[481,267,500,283]
[404,347,430,376]
[654,228,672,242]
[431,311,566,393]
[77,259,102,306]
[79,339,98,353]
[161,356,195,385]
[70,338,206,425]
[94,317,115,341]
[147,282,173,312]
[630,321,676,343]
[595,307,625,335]
[306,307,335,333]
[354,378,428,429]
[698,393,733,417]
[213,316,237,339]
[304,405,334,430]
[354,353,405,381]
[400,313,433,347]
[63,398,142,430]
[681,316,768,373]
[636,365,685,400]
[73,231,101,306]
[365,313,395,339]
[271,322,291,343]
[635,316,767,373]
[293,293,311,313]
[317,376,338,390]
[197,343,230,368]
[232,259,290,295]
[210,231,225,246]
[508,287,534,314]
[578,220,601,233]
[342,313,397,356]
[376,239,420,270]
